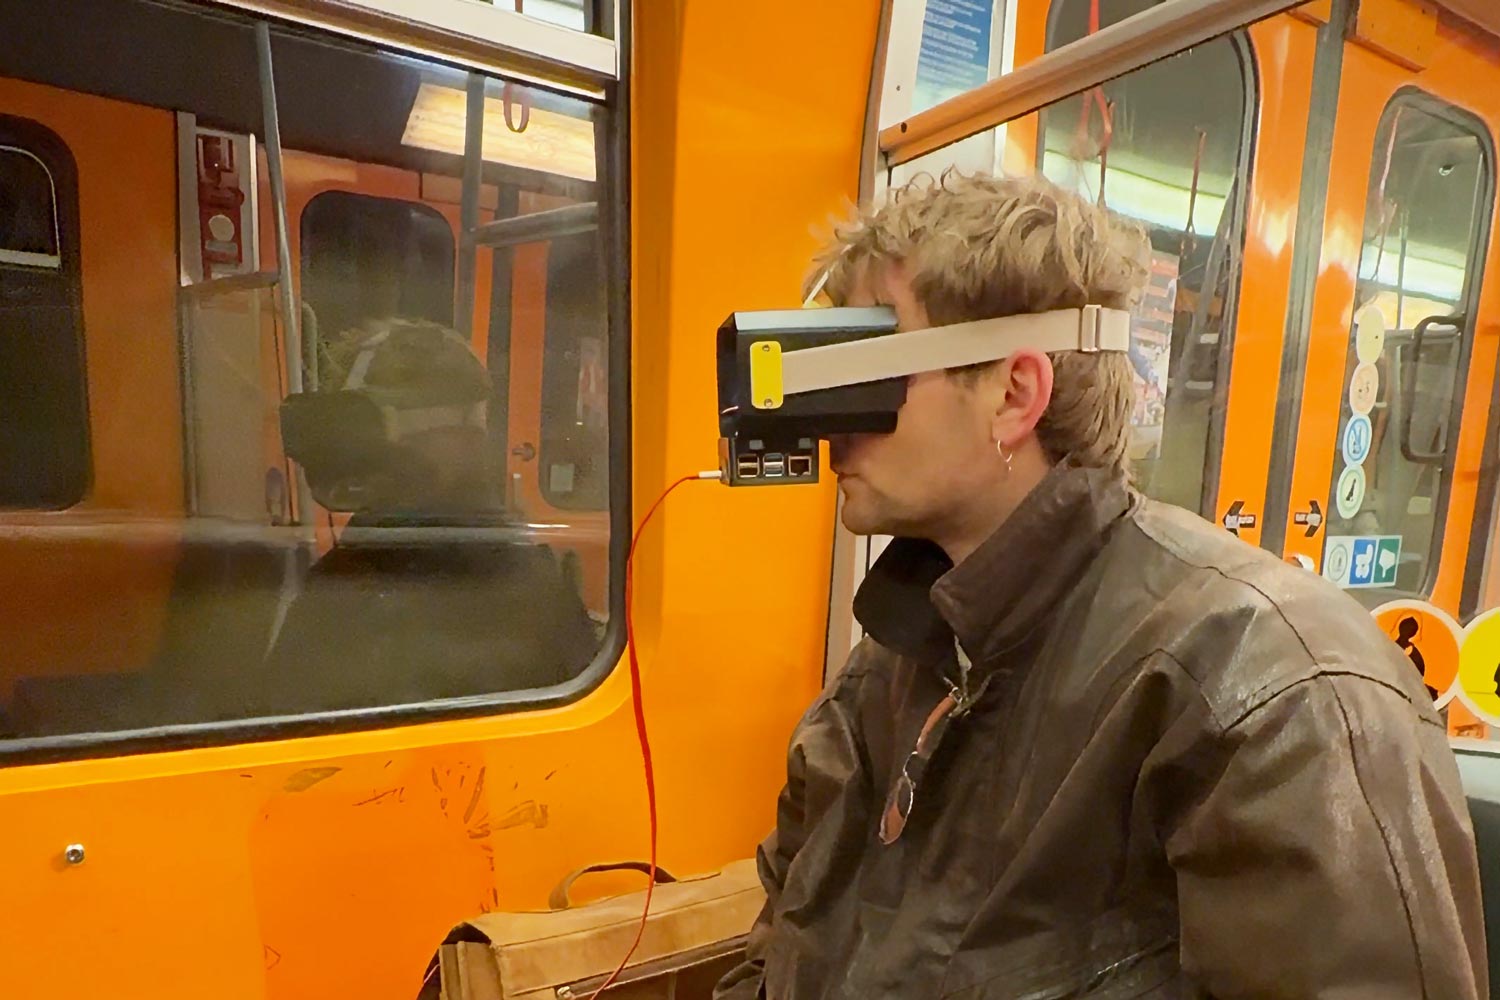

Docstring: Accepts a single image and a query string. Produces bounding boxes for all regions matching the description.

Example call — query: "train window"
[0,0,621,755]
[1039,0,1254,515]
[0,117,89,510]
[0,146,59,264]
[300,191,456,345]
[1323,94,1493,596]
[539,230,608,510]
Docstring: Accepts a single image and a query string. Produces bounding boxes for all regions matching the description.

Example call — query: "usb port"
[762,453,786,477]
[788,454,814,478]
[737,453,761,479]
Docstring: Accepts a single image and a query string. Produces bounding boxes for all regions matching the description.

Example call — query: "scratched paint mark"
[354,788,403,807]
[544,770,558,781]
[462,767,488,824]
[495,800,549,831]
[282,766,340,793]
[263,946,282,971]
[240,773,254,779]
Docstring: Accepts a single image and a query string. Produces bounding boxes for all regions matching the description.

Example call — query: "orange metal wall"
[0,2,880,998]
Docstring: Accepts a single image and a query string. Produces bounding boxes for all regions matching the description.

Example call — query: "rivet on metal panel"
[63,844,86,866]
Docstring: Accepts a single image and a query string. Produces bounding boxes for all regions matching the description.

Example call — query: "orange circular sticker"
[1373,601,1460,705]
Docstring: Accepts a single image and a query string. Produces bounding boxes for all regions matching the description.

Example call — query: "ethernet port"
[788,454,814,478]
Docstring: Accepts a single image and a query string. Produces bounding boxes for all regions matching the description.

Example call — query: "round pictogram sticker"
[1336,465,1367,520]
[1457,607,1500,726]
[1350,362,1380,416]
[1373,600,1461,707]
[1356,305,1387,365]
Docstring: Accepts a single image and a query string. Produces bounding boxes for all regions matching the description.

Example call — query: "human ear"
[990,348,1055,450]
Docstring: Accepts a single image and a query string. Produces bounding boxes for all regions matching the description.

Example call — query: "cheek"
[892,391,992,470]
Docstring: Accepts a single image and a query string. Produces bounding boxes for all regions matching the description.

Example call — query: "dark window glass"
[0,116,89,510]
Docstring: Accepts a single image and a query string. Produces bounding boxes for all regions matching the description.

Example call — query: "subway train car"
[3,0,1500,996]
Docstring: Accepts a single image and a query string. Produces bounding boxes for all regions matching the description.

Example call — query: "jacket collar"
[852,460,1133,672]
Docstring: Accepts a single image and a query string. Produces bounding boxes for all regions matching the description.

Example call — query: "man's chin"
[838,503,886,538]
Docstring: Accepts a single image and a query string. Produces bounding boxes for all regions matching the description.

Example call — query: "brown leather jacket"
[716,463,1486,999]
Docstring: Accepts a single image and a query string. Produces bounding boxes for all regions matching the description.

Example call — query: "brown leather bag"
[421,859,763,1000]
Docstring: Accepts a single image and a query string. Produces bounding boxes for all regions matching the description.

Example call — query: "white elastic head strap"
[342,328,392,390]
[779,305,1131,398]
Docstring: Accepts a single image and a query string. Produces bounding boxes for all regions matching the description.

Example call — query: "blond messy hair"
[808,171,1150,475]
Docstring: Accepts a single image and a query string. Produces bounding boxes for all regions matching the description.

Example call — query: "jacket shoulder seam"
[1125,518,1422,718]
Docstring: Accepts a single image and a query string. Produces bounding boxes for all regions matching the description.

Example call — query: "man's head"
[810,172,1149,561]
[314,316,495,512]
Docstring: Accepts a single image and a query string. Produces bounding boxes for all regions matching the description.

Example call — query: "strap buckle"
[1078,304,1105,352]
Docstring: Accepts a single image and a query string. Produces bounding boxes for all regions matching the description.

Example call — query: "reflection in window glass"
[0,117,88,511]
[540,230,608,510]
[301,191,456,345]
[1323,96,1490,597]
[0,0,616,747]
[1040,0,1252,513]
[0,146,60,262]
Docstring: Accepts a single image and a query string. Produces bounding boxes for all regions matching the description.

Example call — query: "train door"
[1259,1,1500,736]
[829,0,1317,668]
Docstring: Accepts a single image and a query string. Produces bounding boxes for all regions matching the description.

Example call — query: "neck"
[933,450,1052,566]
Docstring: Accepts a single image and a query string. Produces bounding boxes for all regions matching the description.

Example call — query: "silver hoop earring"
[996,441,1013,476]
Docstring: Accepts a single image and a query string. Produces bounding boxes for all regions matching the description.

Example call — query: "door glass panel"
[1322,95,1491,597]
[1039,0,1253,513]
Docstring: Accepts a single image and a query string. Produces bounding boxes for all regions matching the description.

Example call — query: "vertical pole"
[457,72,486,335]
[256,21,314,527]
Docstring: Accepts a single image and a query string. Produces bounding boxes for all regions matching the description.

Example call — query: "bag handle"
[547,861,678,910]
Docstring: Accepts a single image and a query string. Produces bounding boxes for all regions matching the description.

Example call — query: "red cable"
[588,473,705,998]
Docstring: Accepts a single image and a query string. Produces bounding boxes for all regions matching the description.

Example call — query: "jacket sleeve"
[1166,674,1487,999]
[711,758,805,1000]
[714,649,881,1000]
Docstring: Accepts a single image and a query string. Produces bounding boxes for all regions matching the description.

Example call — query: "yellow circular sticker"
[1373,601,1460,706]
[1355,305,1387,365]
[1457,608,1500,726]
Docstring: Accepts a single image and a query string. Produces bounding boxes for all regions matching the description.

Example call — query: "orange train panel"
[1212,15,1322,546]
[0,3,881,999]
[0,76,181,693]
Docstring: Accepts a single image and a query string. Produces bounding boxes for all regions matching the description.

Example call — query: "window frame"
[0,113,91,513]
[0,2,631,764]
[1038,0,1261,520]
[1327,87,1495,603]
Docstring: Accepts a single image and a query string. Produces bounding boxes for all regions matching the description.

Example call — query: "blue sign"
[913,0,995,114]
[1349,537,1377,587]
[1326,534,1403,590]
[1342,414,1373,467]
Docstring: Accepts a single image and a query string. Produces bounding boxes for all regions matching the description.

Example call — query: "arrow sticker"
[1293,500,1324,538]
[1222,500,1258,537]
